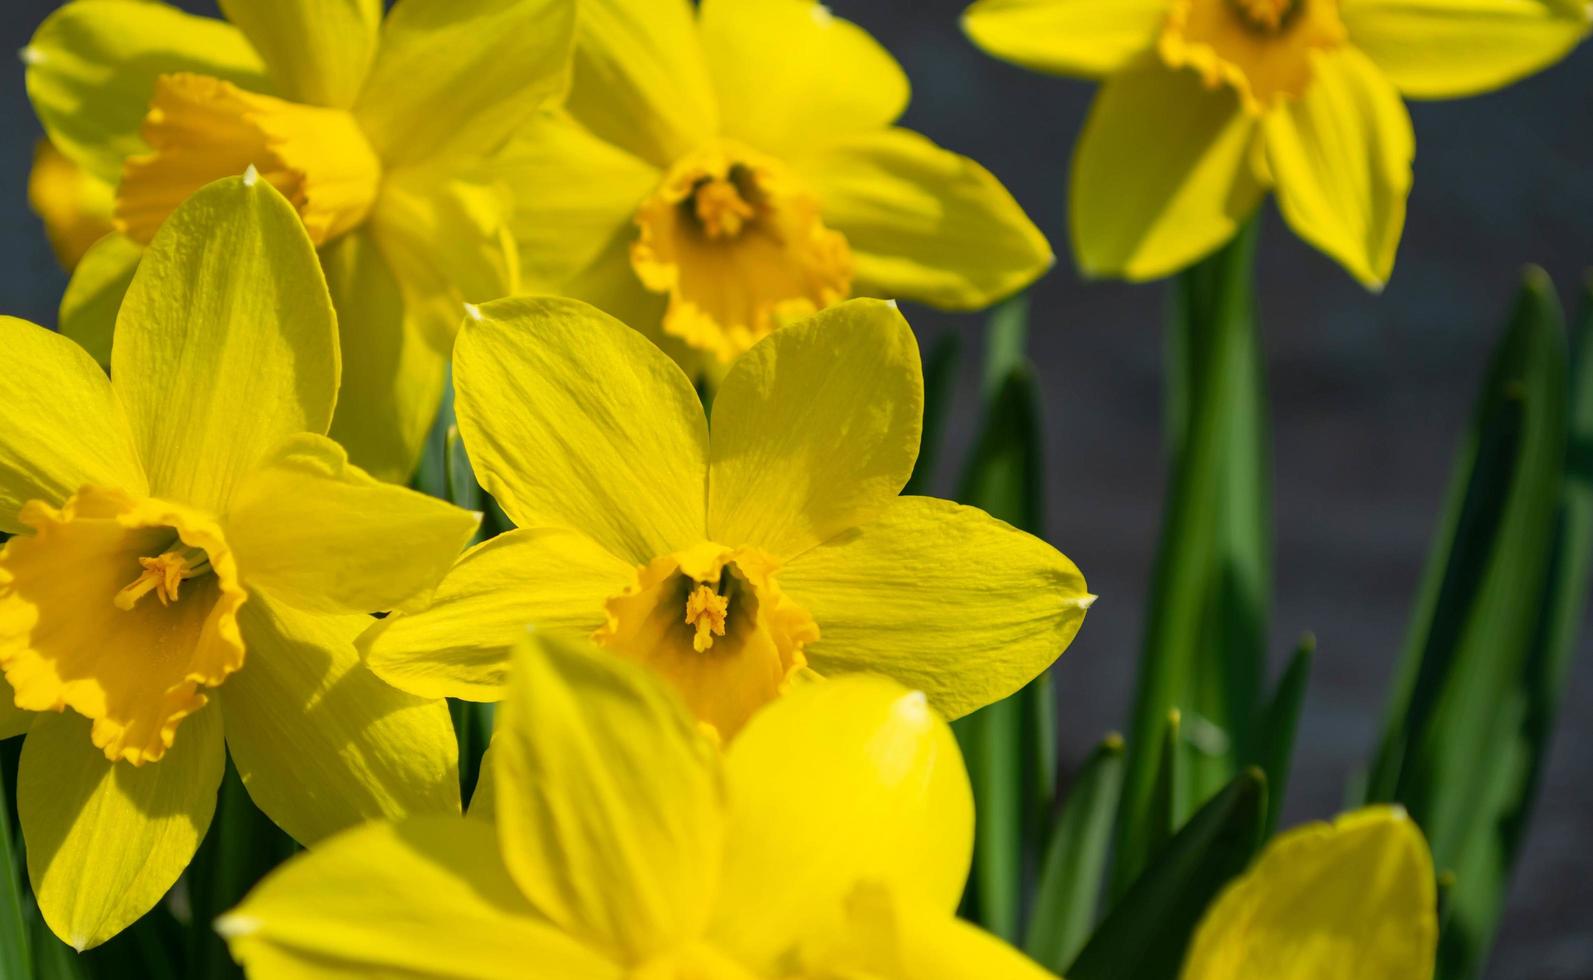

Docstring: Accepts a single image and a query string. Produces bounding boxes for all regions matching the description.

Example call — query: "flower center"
[115,72,382,246]
[1159,0,1345,113]
[684,582,730,652]
[114,541,212,611]
[631,140,854,363]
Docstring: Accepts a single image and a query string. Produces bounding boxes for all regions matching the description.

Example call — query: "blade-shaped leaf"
[0,748,30,980]
[1251,633,1315,838]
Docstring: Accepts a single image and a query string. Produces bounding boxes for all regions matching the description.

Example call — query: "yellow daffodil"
[28,138,114,269]
[221,633,1054,978]
[1182,806,1437,979]
[501,0,1053,371]
[0,175,478,950]
[361,296,1092,737]
[962,0,1590,287]
[24,0,575,480]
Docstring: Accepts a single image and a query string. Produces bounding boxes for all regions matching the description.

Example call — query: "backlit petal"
[226,434,477,616]
[24,0,268,186]
[808,885,1055,979]
[221,816,618,978]
[699,0,909,155]
[361,527,634,701]
[354,0,574,167]
[796,128,1051,310]
[1343,0,1588,99]
[218,0,381,108]
[28,138,115,270]
[57,233,142,369]
[495,633,724,961]
[454,297,708,564]
[0,316,144,534]
[111,176,338,512]
[707,299,921,560]
[962,0,1169,78]
[1071,58,1264,280]
[20,706,222,951]
[1181,807,1437,980]
[711,676,971,969]
[1262,46,1413,289]
[219,593,460,846]
[781,496,1091,720]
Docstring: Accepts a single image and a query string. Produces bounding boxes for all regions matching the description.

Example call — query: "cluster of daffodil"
[0,0,1585,977]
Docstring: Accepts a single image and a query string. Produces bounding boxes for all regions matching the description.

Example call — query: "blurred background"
[2,2,1589,976]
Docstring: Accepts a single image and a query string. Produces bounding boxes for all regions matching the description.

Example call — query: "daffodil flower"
[1182,807,1437,978]
[0,175,478,950]
[221,633,1054,978]
[501,0,1053,370]
[28,138,114,269]
[963,0,1589,287]
[362,296,1092,737]
[24,0,575,480]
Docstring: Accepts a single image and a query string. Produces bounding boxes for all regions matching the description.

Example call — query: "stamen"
[684,583,730,653]
[115,542,211,611]
[693,177,756,239]
[1229,0,1297,32]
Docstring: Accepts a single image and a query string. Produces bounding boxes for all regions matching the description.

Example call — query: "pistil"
[685,583,730,652]
[115,542,212,611]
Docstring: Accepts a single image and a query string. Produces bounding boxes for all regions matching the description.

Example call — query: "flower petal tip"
[213,913,259,939]
[18,45,42,66]
[463,302,483,322]
[241,164,260,187]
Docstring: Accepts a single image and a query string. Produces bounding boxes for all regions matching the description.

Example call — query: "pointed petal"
[796,128,1051,310]
[1263,46,1414,289]
[219,593,459,846]
[494,633,724,960]
[711,676,972,969]
[218,0,381,108]
[225,434,477,616]
[781,496,1091,720]
[111,175,338,512]
[221,816,619,978]
[58,232,142,369]
[1343,0,1589,99]
[707,299,921,560]
[0,316,145,534]
[24,0,268,186]
[1182,807,1437,980]
[962,0,1167,78]
[20,706,223,951]
[699,0,908,155]
[361,527,634,701]
[354,0,574,167]
[454,297,708,564]
[1071,59,1263,280]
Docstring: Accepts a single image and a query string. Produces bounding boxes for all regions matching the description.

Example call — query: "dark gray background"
[1,2,1589,976]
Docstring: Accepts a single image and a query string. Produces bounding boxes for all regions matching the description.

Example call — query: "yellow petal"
[962,0,1169,78]
[221,816,619,978]
[225,434,477,616]
[218,593,460,846]
[24,0,268,187]
[353,0,574,167]
[495,633,725,961]
[1181,806,1437,980]
[58,232,141,369]
[707,299,921,561]
[320,228,450,483]
[112,175,338,512]
[711,675,972,970]
[361,527,634,701]
[781,496,1091,720]
[699,0,909,155]
[454,297,709,565]
[0,316,145,534]
[1071,57,1264,281]
[569,0,719,168]
[1262,46,1413,289]
[28,138,115,270]
[218,0,381,108]
[1343,0,1589,99]
[20,705,223,951]
[497,112,662,293]
[0,675,31,740]
[796,128,1052,310]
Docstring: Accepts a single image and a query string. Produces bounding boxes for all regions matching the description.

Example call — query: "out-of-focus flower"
[0,176,476,950]
[27,138,114,269]
[24,0,575,480]
[221,633,1055,978]
[963,0,1589,287]
[363,296,1092,738]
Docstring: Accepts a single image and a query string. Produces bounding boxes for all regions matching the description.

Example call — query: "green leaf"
[903,330,962,497]
[1146,709,1188,859]
[1024,734,1125,972]
[1251,633,1315,838]
[1069,768,1267,980]
[29,915,89,980]
[1114,218,1271,896]
[0,750,30,980]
